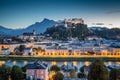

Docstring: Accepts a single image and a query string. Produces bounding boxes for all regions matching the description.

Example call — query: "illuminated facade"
[64,18,84,27]
[0,43,34,53]
[26,61,48,80]
[108,47,120,55]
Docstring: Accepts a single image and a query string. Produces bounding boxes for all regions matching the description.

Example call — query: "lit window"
[41,76,44,79]
[41,71,43,74]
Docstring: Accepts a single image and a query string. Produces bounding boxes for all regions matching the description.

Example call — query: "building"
[86,36,102,40]
[26,61,48,80]
[56,18,84,28]
[18,30,44,41]
[0,48,10,55]
[64,18,84,27]
[24,48,33,55]
[0,44,10,51]
[0,43,34,53]
[108,47,120,55]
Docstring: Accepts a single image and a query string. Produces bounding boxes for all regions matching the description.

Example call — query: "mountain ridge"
[0,18,57,36]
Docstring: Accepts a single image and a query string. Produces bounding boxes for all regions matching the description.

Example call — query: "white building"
[1,48,10,55]
[24,48,33,55]
[18,30,44,41]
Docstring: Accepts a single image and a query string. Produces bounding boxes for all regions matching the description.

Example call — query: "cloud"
[96,23,104,25]
[92,23,104,25]
[106,10,120,14]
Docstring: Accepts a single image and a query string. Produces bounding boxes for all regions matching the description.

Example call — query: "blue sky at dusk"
[0,0,120,29]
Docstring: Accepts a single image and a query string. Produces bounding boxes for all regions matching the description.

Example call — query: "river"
[0,60,120,70]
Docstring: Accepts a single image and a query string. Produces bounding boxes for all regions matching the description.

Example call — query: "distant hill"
[0,18,57,36]
[88,26,108,31]
[0,26,13,36]
[88,26,120,40]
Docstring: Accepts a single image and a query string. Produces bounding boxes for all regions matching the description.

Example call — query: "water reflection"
[51,61,57,65]
[64,61,67,65]
[72,61,77,66]
[24,61,28,65]
[105,61,112,66]
[13,61,16,65]
[0,61,5,66]
[84,61,90,66]
[2,60,120,70]
[116,61,120,66]
[108,61,112,66]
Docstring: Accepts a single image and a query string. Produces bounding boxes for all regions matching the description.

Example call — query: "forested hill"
[44,24,120,40]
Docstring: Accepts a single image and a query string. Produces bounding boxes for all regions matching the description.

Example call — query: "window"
[41,71,43,74]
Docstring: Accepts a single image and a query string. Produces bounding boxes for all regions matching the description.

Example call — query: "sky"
[0,0,120,29]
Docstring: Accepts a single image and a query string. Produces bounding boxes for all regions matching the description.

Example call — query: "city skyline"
[0,0,120,29]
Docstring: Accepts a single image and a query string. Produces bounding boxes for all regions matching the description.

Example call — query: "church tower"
[33,29,36,35]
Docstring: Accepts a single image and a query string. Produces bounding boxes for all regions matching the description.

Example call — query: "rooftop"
[26,61,48,69]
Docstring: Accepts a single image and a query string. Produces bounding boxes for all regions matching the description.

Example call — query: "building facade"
[26,61,48,80]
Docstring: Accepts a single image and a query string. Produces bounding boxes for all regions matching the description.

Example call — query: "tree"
[80,65,85,73]
[50,65,60,72]
[0,65,11,80]
[12,37,23,42]
[109,68,120,80]
[44,24,89,40]
[69,69,77,78]
[11,65,24,80]
[77,72,86,78]
[71,23,88,38]
[93,27,120,40]
[37,47,42,52]
[21,65,26,72]
[44,26,68,40]
[88,59,109,80]
[21,65,27,79]
[33,48,38,55]
[53,72,64,80]
[77,65,86,78]
[10,52,15,55]
[19,45,25,52]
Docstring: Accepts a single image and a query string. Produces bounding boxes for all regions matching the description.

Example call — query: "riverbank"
[0,55,120,61]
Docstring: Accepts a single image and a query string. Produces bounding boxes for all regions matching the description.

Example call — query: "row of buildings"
[0,37,120,56]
